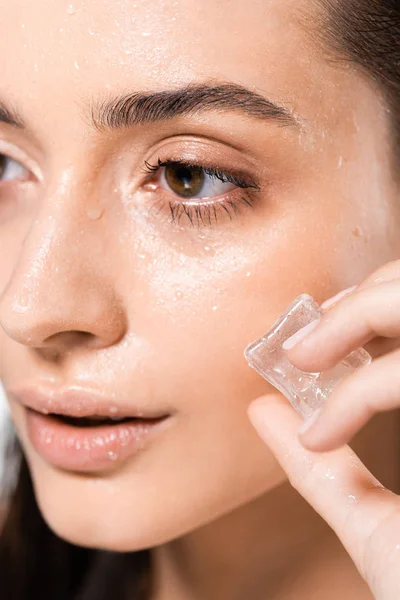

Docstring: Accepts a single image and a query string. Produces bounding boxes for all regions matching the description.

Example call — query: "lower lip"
[25,408,170,472]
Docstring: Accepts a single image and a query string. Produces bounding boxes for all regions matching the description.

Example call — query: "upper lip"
[7,386,171,420]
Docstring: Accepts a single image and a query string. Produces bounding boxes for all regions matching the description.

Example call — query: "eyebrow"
[89,83,298,131]
[0,83,299,132]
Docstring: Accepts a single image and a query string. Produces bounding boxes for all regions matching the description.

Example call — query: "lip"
[8,386,173,472]
[8,386,171,420]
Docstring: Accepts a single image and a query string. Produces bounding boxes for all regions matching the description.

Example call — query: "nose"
[0,187,126,356]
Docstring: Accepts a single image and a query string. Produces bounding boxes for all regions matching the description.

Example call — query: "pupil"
[0,156,5,178]
[165,164,205,199]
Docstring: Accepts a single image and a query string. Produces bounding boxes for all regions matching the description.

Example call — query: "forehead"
[0,0,316,107]
[0,0,383,157]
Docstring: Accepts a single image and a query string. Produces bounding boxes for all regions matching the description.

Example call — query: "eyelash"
[143,158,260,227]
[0,152,260,229]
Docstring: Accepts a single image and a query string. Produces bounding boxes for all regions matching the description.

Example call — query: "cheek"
[125,186,395,415]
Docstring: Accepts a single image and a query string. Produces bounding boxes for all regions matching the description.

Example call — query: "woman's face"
[0,0,398,550]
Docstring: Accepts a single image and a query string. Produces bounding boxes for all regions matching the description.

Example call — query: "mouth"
[8,386,172,472]
[47,413,145,427]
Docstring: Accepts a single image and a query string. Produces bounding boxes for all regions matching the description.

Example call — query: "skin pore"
[0,0,399,599]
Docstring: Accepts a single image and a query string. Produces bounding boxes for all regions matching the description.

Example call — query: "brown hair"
[319,0,400,143]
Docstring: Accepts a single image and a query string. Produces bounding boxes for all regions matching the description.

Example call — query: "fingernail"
[321,285,357,310]
[298,408,322,435]
[282,319,320,351]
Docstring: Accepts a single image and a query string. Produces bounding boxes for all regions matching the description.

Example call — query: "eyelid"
[142,135,260,178]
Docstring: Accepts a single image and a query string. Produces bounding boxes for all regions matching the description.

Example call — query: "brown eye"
[164,164,205,199]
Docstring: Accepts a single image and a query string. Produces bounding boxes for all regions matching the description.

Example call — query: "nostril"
[37,346,62,363]
[43,330,99,351]
[33,331,102,363]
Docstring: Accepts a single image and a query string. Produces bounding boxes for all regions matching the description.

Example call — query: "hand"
[248,260,400,599]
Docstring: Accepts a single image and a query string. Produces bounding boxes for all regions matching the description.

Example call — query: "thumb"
[247,394,397,589]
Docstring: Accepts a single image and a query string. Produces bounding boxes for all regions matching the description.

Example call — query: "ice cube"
[244,294,371,419]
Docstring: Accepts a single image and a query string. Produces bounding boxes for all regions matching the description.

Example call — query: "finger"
[248,395,398,585]
[364,336,400,360]
[285,279,400,372]
[358,260,400,289]
[320,260,400,313]
[320,260,400,315]
[298,348,400,451]
[319,262,400,360]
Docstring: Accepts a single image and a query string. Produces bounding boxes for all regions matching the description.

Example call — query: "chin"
[32,471,284,554]
[22,422,286,553]
[33,484,176,552]
[28,468,181,552]
[40,513,159,553]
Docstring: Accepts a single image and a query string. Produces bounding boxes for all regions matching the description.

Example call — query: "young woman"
[0,0,399,598]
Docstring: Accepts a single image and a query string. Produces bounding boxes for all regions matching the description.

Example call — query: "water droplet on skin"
[108,451,118,460]
[337,156,343,169]
[212,305,218,311]
[74,60,80,70]
[86,205,104,220]
[67,3,77,15]
[325,469,335,480]
[246,271,251,277]
[109,406,118,415]
[141,32,151,37]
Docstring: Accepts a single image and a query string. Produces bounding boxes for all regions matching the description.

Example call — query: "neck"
[151,413,399,600]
